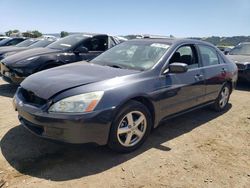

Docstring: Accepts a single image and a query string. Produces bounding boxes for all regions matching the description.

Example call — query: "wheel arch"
[115,96,156,128]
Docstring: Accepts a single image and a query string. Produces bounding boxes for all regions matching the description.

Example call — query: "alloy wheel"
[219,87,230,108]
[117,111,147,147]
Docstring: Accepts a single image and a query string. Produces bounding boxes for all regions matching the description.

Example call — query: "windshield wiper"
[105,63,145,71]
[106,64,125,69]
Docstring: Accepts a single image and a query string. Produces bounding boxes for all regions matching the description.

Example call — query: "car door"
[61,35,108,63]
[197,45,228,101]
[157,44,206,118]
[74,35,109,62]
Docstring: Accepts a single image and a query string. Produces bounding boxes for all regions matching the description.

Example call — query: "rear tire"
[211,83,231,112]
[108,101,152,153]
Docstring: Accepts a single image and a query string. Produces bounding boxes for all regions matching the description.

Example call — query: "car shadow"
[236,81,250,91]
[0,82,18,98]
[0,104,232,181]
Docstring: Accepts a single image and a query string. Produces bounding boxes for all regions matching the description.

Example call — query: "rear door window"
[199,45,220,66]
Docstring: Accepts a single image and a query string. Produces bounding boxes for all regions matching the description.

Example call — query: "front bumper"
[236,63,250,82]
[14,90,115,145]
[0,63,25,84]
[238,69,250,82]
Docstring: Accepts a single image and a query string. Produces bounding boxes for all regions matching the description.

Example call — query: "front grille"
[19,88,47,106]
[236,63,246,70]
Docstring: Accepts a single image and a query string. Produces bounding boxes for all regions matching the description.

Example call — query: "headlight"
[49,91,104,113]
[13,68,24,74]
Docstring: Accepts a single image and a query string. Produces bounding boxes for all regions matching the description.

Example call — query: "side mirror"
[74,46,88,54]
[168,62,188,73]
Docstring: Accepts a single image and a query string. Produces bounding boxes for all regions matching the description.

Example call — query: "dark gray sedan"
[13,38,238,152]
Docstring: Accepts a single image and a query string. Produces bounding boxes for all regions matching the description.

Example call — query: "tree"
[60,31,69,38]
[22,30,43,38]
[5,29,19,36]
[31,30,42,38]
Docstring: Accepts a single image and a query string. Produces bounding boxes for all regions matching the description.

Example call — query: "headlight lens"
[13,68,24,74]
[49,91,104,113]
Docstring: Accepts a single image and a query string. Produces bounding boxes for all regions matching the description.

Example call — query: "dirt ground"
[0,79,249,188]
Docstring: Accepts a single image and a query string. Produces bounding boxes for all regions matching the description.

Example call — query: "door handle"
[221,68,227,74]
[194,74,204,81]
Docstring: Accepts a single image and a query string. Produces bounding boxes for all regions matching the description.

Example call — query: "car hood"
[21,61,139,99]
[2,47,60,65]
[227,55,250,64]
[0,46,28,54]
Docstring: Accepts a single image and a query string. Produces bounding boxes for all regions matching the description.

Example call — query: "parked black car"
[0,38,39,60]
[14,38,238,152]
[227,42,250,82]
[0,37,26,47]
[0,36,10,41]
[1,33,119,84]
[0,38,56,60]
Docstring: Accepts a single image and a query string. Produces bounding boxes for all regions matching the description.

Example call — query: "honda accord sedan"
[13,38,238,152]
[1,33,120,84]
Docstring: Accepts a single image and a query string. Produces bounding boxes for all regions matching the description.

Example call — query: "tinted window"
[0,38,12,45]
[169,45,199,69]
[199,45,219,66]
[7,38,24,45]
[29,39,56,48]
[47,34,88,50]
[80,36,108,51]
[16,39,37,47]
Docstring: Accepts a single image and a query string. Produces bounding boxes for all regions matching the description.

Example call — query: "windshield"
[229,43,250,56]
[15,39,37,47]
[0,38,12,45]
[29,39,56,48]
[47,34,88,50]
[91,41,170,70]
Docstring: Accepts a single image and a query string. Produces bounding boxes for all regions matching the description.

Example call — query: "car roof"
[70,32,110,38]
[239,42,250,44]
[129,38,215,47]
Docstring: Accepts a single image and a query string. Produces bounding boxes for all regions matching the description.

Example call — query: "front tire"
[108,101,152,153]
[211,83,231,112]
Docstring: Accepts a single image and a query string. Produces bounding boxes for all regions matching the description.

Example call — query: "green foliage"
[31,30,42,38]
[60,31,69,38]
[5,29,20,36]
[22,30,42,38]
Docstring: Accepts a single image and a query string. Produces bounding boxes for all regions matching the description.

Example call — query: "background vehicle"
[0,33,120,84]
[0,36,10,41]
[0,38,57,60]
[114,36,128,43]
[0,37,26,47]
[217,46,233,55]
[124,34,170,40]
[14,39,237,152]
[227,42,250,82]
